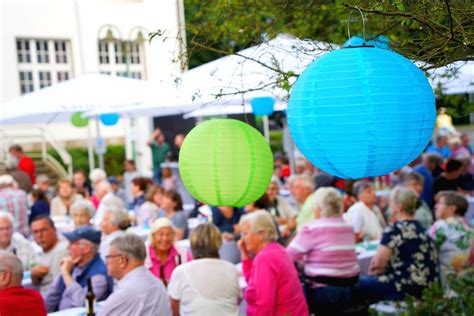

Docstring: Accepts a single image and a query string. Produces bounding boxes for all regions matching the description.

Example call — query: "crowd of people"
[0,125,473,315]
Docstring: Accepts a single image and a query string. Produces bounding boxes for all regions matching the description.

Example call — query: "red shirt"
[19,155,36,184]
[0,286,46,316]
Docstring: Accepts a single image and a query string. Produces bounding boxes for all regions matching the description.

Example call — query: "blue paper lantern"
[343,35,391,50]
[251,96,274,116]
[288,46,435,179]
[100,113,120,126]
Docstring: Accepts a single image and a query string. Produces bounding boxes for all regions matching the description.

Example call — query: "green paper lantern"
[70,112,89,128]
[179,119,274,207]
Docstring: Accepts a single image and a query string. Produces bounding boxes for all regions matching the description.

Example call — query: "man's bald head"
[0,251,23,289]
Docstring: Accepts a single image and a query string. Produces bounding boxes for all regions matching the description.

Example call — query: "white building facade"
[0,0,186,176]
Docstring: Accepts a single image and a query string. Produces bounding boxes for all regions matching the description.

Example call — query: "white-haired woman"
[145,218,189,287]
[355,186,439,303]
[238,210,308,316]
[287,187,360,315]
[70,200,95,229]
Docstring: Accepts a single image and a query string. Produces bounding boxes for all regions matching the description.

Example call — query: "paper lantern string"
[347,6,366,47]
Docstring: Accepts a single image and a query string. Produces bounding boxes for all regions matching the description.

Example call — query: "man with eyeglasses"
[98,234,171,316]
[44,226,113,312]
[0,211,37,270]
[0,251,47,315]
[30,215,68,293]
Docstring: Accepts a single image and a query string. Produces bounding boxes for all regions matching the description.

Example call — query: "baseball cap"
[107,176,119,185]
[63,226,101,245]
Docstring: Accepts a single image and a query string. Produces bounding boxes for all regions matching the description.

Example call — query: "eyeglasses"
[105,254,123,262]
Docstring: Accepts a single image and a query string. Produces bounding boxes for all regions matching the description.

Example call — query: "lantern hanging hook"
[347,6,366,46]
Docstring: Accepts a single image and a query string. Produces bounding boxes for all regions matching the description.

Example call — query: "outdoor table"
[47,302,104,316]
[356,240,379,275]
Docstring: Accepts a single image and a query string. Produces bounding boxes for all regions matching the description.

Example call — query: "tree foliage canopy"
[150,0,473,116]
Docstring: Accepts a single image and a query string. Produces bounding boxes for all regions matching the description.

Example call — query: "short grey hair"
[0,251,23,285]
[423,152,443,166]
[5,155,19,170]
[36,174,50,184]
[89,168,107,183]
[353,181,373,199]
[401,172,424,185]
[0,211,14,225]
[110,234,146,261]
[239,210,278,243]
[292,174,315,192]
[313,187,343,217]
[104,205,129,228]
[390,186,418,215]
[71,200,96,218]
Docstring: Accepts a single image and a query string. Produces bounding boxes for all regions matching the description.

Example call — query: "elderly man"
[44,226,112,312]
[291,175,317,231]
[30,216,68,293]
[344,181,386,242]
[0,175,29,236]
[99,205,129,261]
[0,252,47,315]
[0,211,37,269]
[93,180,125,227]
[98,234,171,315]
[401,173,433,229]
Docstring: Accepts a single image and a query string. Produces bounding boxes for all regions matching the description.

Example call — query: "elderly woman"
[99,205,130,261]
[356,186,439,303]
[266,177,298,238]
[287,187,360,315]
[70,200,95,228]
[145,218,189,287]
[238,210,308,316]
[50,179,83,216]
[168,223,240,316]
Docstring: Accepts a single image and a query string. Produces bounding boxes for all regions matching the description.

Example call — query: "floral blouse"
[378,220,439,296]
[429,217,474,278]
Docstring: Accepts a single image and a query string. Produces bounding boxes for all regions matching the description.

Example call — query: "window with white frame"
[98,40,109,64]
[36,40,49,63]
[54,41,68,64]
[57,71,69,82]
[98,39,145,80]
[16,38,73,94]
[39,71,52,88]
[16,40,31,63]
[19,71,34,94]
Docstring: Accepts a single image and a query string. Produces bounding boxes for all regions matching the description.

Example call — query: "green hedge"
[48,144,126,177]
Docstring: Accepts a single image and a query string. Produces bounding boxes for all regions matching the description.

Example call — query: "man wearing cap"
[44,226,112,312]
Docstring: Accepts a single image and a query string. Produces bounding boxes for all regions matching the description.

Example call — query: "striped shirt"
[287,216,359,278]
[0,187,29,236]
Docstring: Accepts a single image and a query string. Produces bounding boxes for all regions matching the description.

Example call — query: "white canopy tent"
[0,73,152,125]
[427,61,474,95]
[0,73,154,170]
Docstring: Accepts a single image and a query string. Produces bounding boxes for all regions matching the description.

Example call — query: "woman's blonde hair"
[313,187,343,217]
[189,223,222,259]
[390,186,418,215]
[239,210,278,242]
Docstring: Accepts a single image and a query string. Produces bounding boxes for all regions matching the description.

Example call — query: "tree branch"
[444,0,455,39]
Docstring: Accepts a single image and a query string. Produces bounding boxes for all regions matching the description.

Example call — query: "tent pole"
[263,115,270,142]
[87,122,95,170]
[95,117,105,170]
